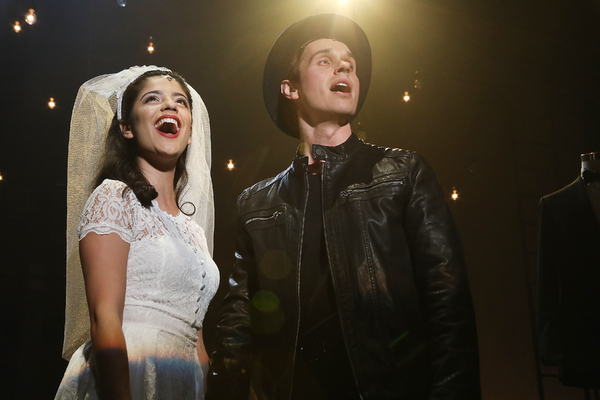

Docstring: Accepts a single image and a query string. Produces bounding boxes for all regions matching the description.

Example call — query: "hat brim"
[263,14,372,137]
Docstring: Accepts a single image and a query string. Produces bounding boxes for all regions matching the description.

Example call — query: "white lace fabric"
[56,179,219,399]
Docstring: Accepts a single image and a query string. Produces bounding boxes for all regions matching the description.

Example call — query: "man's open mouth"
[331,82,351,93]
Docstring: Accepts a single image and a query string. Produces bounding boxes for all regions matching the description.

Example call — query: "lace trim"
[78,179,211,255]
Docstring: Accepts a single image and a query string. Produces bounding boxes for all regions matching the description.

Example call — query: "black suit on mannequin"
[538,176,600,388]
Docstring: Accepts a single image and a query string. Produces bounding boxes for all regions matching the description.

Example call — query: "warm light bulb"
[403,91,410,102]
[0,173,3,181]
[13,21,22,32]
[451,189,459,201]
[227,159,235,170]
[147,37,154,54]
[25,8,36,25]
[48,97,56,109]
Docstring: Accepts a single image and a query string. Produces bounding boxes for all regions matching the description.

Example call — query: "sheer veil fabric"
[62,66,214,360]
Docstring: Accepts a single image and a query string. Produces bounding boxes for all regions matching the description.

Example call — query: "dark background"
[0,0,599,398]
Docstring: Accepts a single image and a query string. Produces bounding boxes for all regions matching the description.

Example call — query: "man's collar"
[292,133,361,174]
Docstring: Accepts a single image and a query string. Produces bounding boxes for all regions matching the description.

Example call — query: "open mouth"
[330,82,351,94]
[154,117,180,136]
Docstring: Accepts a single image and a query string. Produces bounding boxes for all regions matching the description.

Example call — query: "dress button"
[315,148,325,157]
[200,284,206,291]
[202,272,206,278]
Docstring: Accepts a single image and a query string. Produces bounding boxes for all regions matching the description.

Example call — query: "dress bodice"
[79,179,219,342]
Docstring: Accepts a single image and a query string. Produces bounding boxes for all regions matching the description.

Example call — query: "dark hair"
[286,39,318,83]
[94,70,193,208]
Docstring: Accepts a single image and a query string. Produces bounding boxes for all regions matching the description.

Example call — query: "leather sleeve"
[404,153,481,399]
[536,197,564,365]
[206,204,256,400]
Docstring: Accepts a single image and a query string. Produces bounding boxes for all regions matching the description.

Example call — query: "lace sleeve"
[78,179,136,243]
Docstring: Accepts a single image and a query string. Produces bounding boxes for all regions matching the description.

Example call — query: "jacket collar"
[290,133,361,175]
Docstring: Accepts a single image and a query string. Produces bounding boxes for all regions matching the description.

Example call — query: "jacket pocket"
[339,177,406,202]
[244,208,286,232]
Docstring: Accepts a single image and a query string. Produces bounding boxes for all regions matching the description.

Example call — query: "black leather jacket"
[207,134,480,400]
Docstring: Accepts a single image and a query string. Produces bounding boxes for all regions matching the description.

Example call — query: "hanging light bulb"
[451,188,459,201]
[403,91,410,102]
[227,159,235,170]
[414,71,422,89]
[117,0,127,6]
[13,21,22,32]
[25,8,37,25]
[147,37,154,54]
[0,172,3,181]
[48,97,56,109]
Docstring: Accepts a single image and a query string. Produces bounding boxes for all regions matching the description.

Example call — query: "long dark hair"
[94,70,193,208]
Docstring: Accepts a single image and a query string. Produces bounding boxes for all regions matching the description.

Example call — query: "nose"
[336,60,352,74]
[162,96,178,111]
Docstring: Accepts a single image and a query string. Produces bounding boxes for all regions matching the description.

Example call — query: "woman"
[56,66,218,400]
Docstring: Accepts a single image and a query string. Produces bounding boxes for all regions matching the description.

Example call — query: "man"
[207,14,480,400]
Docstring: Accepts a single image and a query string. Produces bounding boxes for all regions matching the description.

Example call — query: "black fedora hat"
[263,14,372,137]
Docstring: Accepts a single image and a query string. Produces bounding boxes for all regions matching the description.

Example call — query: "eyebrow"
[141,90,188,100]
[308,48,356,64]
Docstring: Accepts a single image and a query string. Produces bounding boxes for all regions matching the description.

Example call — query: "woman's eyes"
[143,95,188,107]
[144,95,160,103]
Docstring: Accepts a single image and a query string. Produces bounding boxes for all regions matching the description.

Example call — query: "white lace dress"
[55,179,219,400]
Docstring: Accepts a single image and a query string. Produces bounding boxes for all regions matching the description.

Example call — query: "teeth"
[154,117,179,130]
[332,82,350,92]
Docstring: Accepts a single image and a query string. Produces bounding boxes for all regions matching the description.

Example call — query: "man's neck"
[298,121,352,164]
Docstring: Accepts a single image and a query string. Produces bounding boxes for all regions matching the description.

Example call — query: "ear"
[120,120,134,139]
[281,80,299,100]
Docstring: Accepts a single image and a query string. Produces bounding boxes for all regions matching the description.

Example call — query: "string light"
[147,37,154,54]
[13,21,22,32]
[451,188,459,201]
[25,8,37,25]
[227,159,235,170]
[414,70,422,89]
[0,172,3,181]
[48,97,56,109]
[403,91,410,102]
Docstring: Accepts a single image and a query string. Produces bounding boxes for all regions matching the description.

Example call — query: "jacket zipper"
[288,172,309,400]
[340,178,405,197]
[244,210,282,225]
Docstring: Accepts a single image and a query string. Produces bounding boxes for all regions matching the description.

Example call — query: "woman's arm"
[197,329,209,393]
[80,232,131,400]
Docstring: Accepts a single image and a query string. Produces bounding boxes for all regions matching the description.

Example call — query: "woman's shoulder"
[86,179,136,206]
[79,179,137,241]
[92,178,128,196]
